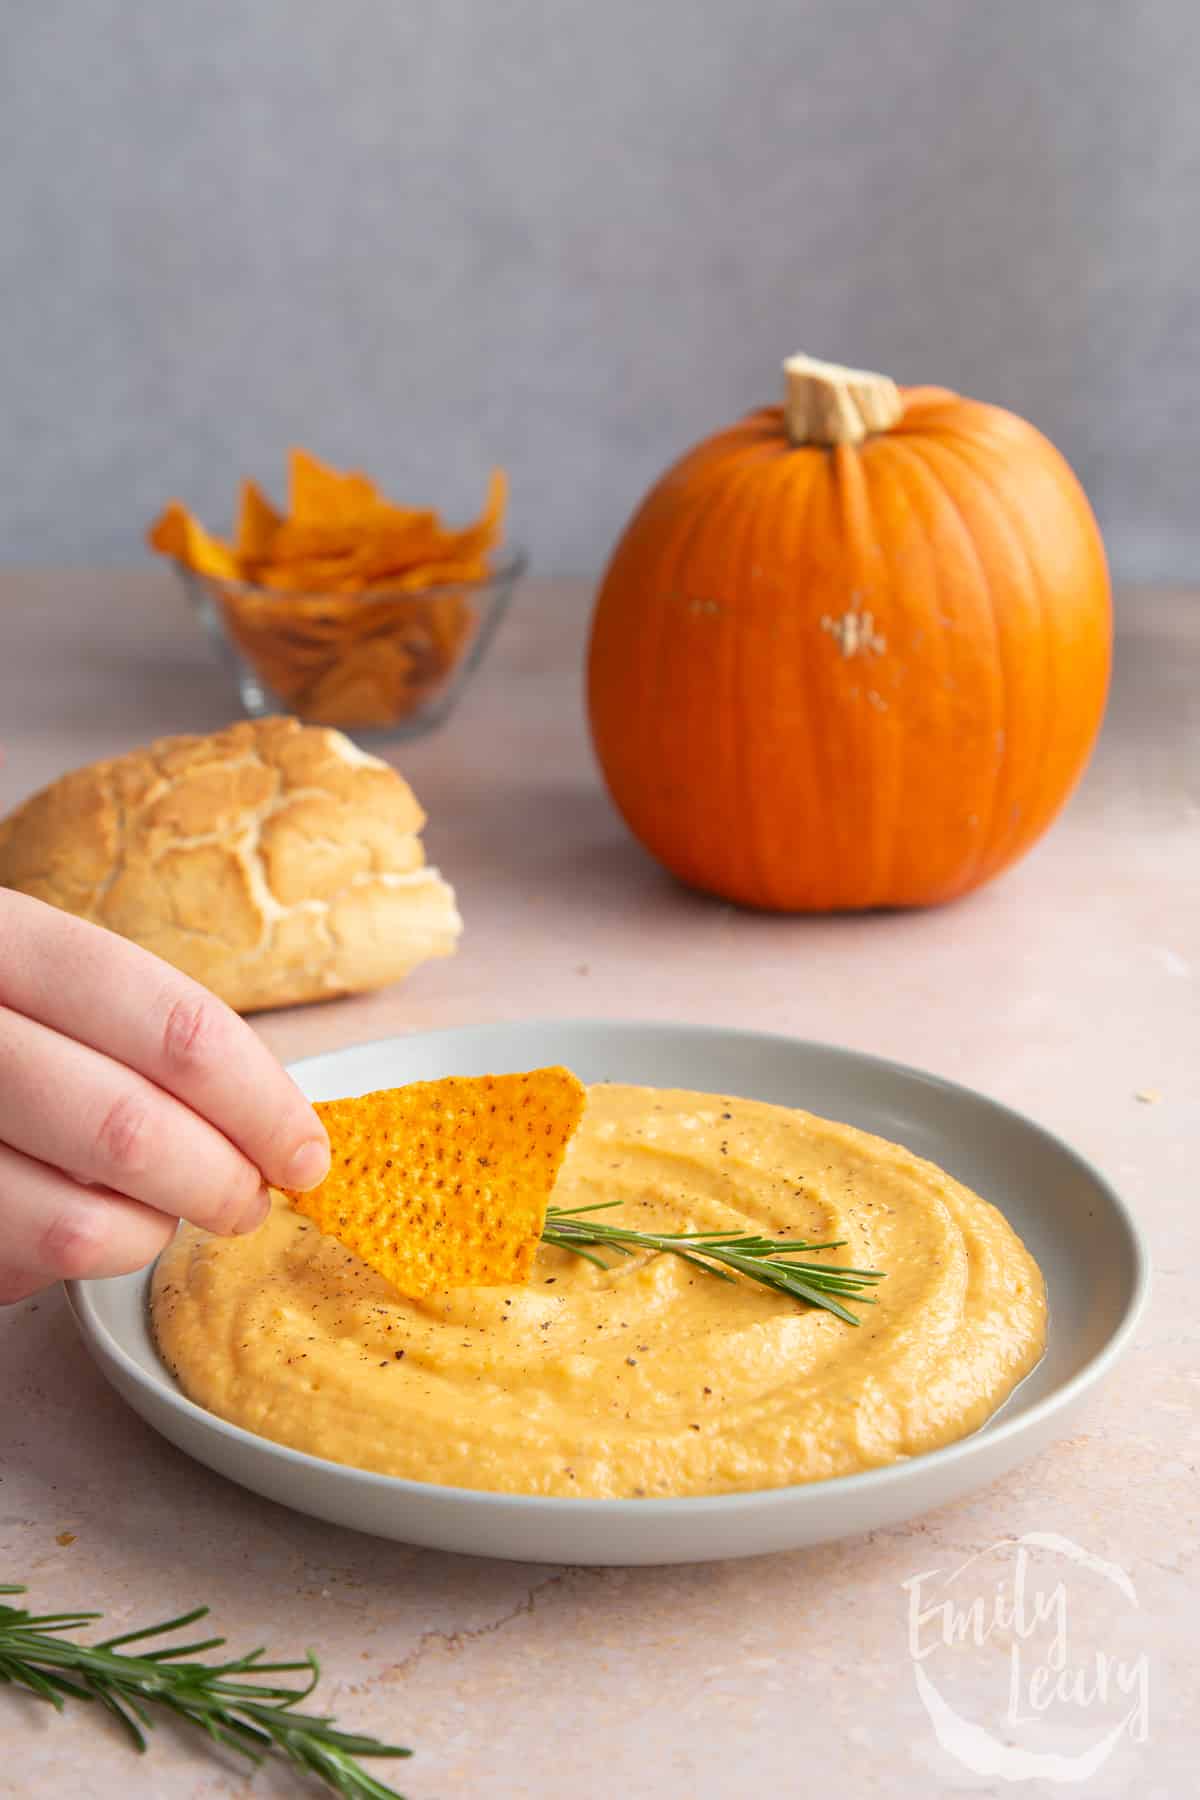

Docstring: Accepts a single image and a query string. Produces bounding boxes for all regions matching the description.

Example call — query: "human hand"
[0,889,331,1303]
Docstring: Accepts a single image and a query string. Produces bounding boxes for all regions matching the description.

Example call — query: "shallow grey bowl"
[66,1020,1147,1565]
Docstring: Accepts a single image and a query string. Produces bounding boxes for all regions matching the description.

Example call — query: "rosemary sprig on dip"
[541,1201,885,1325]
[0,1585,409,1799]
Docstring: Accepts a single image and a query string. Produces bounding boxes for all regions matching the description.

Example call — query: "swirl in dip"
[151,1083,1046,1497]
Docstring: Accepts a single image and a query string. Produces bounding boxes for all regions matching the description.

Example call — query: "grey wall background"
[2,1,1197,580]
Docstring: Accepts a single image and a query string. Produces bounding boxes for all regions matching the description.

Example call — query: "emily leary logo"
[903,1532,1150,1783]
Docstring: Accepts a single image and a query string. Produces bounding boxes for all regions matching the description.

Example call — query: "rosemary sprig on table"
[541,1201,885,1325]
[0,1585,409,1799]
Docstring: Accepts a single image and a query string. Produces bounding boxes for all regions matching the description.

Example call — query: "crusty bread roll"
[0,716,462,1013]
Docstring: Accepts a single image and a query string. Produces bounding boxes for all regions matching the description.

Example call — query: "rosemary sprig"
[0,1584,409,1798]
[541,1201,885,1325]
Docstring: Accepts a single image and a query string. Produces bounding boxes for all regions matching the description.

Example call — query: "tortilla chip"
[378,557,491,591]
[452,466,508,559]
[247,553,363,593]
[235,479,283,563]
[288,447,384,527]
[147,501,240,581]
[283,1068,586,1296]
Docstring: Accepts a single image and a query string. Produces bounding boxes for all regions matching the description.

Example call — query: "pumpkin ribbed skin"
[587,388,1111,911]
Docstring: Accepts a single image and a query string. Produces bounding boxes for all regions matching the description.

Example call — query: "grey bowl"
[66,1020,1147,1565]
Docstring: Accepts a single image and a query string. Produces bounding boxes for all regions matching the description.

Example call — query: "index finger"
[0,891,330,1192]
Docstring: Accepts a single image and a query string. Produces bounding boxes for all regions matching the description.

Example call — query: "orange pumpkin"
[587,355,1112,911]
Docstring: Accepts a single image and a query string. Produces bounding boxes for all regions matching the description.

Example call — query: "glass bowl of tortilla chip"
[180,549,525,740]
[150,451,522,740]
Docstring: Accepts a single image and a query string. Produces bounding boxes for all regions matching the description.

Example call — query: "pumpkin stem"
[783,354,904,447]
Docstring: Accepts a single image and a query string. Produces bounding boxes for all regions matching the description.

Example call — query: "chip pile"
[281,1068,587,1297]
[148,450,508,729]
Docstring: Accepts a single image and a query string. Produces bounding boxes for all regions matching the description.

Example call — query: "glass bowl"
[176,550,525,741]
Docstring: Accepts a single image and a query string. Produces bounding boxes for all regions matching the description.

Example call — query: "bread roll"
[0,716,462,1013]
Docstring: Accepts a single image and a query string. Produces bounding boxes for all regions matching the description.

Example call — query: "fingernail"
[236,1183,272,1235]
[285,1137,330,1192]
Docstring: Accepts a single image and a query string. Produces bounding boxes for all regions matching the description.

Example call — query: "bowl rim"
[172,545,528,604]
[65,1018,1151,1522]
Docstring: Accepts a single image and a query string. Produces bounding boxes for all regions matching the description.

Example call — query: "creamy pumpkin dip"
[151,1084,1046,1498]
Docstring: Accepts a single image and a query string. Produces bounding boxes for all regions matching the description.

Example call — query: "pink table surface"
[0,573,1195,1798]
